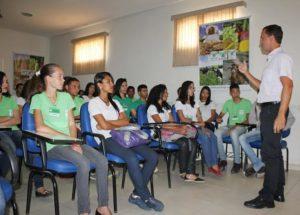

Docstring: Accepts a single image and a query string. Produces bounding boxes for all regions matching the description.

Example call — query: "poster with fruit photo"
[199,18,249,86]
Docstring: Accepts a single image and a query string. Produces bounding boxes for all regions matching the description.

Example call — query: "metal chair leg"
[48,173,59,215]
[164,153,172,188]
[25,171,34,215]
[172,152,178,171]
[121,166,127,189]
[286,147,289,172]
[11,194,19,215]
[109,164,118,213]
[71,176,76,200]
[150,175,154,197]
[200,150,205,177]
[18,157,23,185]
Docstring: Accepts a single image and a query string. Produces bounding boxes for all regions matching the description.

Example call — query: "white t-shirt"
[147,105,171,123]
[257,47,293,103]
[13,96,26,106]
[88,97,124,141]
[174,101,199,121]
[199,101,216,121]
[82,95,94,102]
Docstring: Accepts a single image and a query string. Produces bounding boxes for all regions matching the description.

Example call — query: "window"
[172,1,246,67]
[72,32,108,75]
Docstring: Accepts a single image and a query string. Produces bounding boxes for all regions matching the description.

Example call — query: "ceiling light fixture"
[21,12,33,17]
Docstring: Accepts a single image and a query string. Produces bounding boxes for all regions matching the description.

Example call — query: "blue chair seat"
[249,140,287,149]
[107,153,144,164]
[16,148,23,157]
[0,177,13,202]
[32,157,97,173]
[223,136,232,144]
[148,140,160,148]
[149,140,180,150]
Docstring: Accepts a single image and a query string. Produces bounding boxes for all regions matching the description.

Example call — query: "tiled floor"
[11,158,300,215]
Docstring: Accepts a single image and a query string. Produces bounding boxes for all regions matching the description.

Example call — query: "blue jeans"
[197,128,218,167]
[239,129,265,171]
[48,145,109,214]
[105,138,158,201]
[0,185,5,215]
[215,126,247,164]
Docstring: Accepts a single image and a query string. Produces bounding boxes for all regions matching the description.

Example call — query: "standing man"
[239,25,293,209]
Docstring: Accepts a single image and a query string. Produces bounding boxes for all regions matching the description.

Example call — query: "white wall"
[50,0,300,167]
[0,27,50,94]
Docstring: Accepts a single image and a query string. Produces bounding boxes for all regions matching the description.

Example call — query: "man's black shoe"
[244,196,275,209]
[231,163,241,174]
[274,194,285,202]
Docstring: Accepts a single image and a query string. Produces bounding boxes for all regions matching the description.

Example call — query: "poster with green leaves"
[199,18,249,86]
[13,53,44,86]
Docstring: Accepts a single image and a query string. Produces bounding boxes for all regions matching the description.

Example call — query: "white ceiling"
[0,0,182,37]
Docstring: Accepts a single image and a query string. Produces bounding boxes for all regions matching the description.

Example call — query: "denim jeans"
[48,145,109,214]
[239,129,264,171]
[215,126,247,164]
[105,138,158,201]
[0,131,44,189]
[197,128,218,167]
[0,185,5,215]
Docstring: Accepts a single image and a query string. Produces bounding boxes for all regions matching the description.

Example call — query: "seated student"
[31,64,111,215]
[0,71,22,176]
[65,77,85,120]
[215,83,251,173]
[127,86,135,101]
[199,86,217,131]
[0,185,4,215]
[21,75,53,197]
[176,81,221,176]
[13,83,26,115]
[82,82,95,102]
[131,84,148,118]
[113,78,135,119]
[240,102,295,177]
[89,72,164,212]
[147,84,204,182]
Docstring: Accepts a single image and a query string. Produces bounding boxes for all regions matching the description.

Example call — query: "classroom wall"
[50,0,300,167]
[0,27,50,94]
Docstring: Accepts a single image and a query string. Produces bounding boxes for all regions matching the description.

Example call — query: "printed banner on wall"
[13,53,44,86]
[199,17,249,86]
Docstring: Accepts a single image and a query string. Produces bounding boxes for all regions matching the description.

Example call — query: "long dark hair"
[94,72,119,113]
[21,75,43,103]
[178,81,195,107]
[114,78,127,98]
[0,71,11,97]
[146,84,170,113]
[40,63,61,90]
[84,82,95,96]
[200,86,212,105]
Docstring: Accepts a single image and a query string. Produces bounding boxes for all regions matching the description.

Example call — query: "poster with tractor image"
[199,18,249,86]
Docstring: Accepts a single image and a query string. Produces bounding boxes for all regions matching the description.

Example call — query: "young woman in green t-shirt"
[31,64,111,215]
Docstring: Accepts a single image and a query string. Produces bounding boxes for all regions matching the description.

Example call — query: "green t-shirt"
[30,92,75,151]
[222,98,252,126]
[0,95,19,130]
[73,96,85,117]
[113,95,134,118]
[131,98,146,110]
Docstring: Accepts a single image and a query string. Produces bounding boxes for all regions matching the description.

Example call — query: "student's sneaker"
[231,163,241,174]
[256,166,266,178]
[90,172,96,181]
[128,194,151,211]
[245,166,256,177]
[144,197,164,212]
[218,160,227,171]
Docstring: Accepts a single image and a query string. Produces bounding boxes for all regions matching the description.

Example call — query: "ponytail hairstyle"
[114,78,127,98]
[0,71,11,97]
[39,63,61,90]
[146,84,171,113]
[94,72,119,113]
[178,81,195,107]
